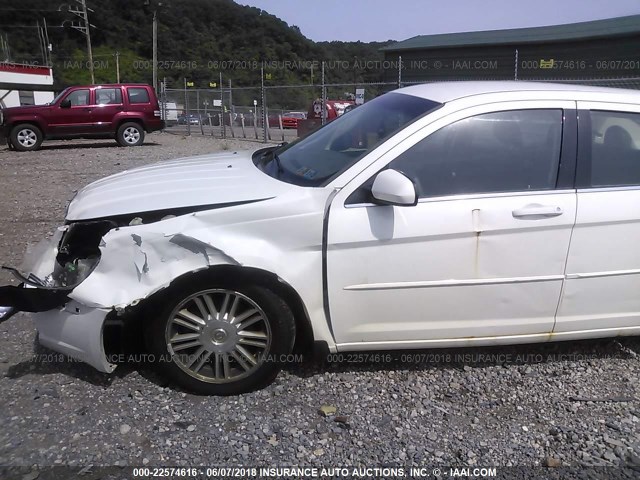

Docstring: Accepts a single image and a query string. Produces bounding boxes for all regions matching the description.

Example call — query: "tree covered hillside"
[1,0,395,95]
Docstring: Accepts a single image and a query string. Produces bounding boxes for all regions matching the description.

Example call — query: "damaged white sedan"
[2,81,640,395]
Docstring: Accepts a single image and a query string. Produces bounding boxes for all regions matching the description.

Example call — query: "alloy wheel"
[123,126,141,144]
[17,128,37,148]
[165,289,272,383]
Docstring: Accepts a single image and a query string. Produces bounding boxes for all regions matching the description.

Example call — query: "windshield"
[255,92,440,187]
[50,87,71,105]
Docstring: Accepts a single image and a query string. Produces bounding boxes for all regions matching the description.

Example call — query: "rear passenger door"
[556,104,640,333]
[91,87,124,133]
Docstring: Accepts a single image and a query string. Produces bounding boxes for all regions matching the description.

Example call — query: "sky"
[237,0,640,43]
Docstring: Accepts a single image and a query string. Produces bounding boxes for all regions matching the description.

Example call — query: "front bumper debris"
[0,284,69,313]
[0,306,16,322]
[34,301,116,373]
[0,220,110,329]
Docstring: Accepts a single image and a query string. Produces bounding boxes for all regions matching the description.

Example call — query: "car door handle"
[512,204,563,218]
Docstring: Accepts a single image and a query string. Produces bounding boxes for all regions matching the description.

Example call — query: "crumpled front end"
[0,183,331,375]
[0,220,120,372]
[0,214,237,372]
[0,220,115,309]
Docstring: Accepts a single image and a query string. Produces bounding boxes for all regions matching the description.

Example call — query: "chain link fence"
[156,59,640,143]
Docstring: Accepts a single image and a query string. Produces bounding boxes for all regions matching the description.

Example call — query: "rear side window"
[127,87,150,104]
[387,109,563,198]
[588,110,640,187]
[96,88,122,105]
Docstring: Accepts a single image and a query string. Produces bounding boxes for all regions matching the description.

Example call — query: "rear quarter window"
[127,88,150,104]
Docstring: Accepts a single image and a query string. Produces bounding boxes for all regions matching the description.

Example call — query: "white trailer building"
[0,62,55,108]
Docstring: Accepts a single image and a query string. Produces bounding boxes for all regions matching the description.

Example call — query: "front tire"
[10,124,43,151]
[147,283,295,395]
[116,122,145,147]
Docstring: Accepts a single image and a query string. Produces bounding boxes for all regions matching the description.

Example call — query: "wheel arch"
[9,119,45,134]
[116,117,145,132]
[134,265,315,353]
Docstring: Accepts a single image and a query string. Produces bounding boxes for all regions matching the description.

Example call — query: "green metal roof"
[381,15,640,52]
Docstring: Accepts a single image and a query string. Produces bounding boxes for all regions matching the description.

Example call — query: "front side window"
[66,89,90,106]
[255,92,441,187]
[386,109,563,198]
[589,110,640,187]
[128,87,150,104]
[51,88,70,105]
[96,88,122,105]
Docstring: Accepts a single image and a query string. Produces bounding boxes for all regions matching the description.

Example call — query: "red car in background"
[268,111,307,129]
[281,111,307,129]
[296,99,355,136]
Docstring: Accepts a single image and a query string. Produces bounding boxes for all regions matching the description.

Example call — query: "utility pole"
[69,0,95,84]
[152,9,158,93]
[37,20,46,65]
[114,51,120,83]
[43,18,51,66]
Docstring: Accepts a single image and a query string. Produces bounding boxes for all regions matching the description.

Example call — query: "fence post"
[398,55,402,88]
[261,62,268,143]
[184,77,190,136]
[514,49,519,80]
[253,110,258,139]
[321,61,326,126]
[228,78,234,138]
[240,114,246,138]
[161,77,166,129]
[220,72,226,139]
[197,89,204,135]
[229,112,235,138]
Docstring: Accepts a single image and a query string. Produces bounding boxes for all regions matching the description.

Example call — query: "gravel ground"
[0,133,639,478]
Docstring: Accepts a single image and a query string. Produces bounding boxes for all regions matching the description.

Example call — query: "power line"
[0,8,69,12]
[0,25,65,28]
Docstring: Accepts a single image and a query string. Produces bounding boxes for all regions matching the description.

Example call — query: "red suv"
[0,84,164,151]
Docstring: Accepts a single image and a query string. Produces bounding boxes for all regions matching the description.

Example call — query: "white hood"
[66,149,292,221]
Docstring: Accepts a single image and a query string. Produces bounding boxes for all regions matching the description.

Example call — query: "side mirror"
[60,99,71,108]
[371,169,418,206]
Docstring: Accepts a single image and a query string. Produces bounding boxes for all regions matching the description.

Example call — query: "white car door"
[556,103,640,335]
[327,101,578,348]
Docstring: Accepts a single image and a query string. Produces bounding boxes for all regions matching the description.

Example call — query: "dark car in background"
[343,104,359,114]
[0,84,164,151]
[177,113,201,125]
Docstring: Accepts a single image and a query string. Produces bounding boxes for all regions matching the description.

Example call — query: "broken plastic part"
[16,230,64,285]
[0,285,69,312]
[0,306,16,323]
[3,220,115,295]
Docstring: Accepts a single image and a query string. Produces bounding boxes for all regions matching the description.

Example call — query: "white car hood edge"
[66,149,291,221]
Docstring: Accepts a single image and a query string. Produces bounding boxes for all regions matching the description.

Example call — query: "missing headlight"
[53,220,117,287]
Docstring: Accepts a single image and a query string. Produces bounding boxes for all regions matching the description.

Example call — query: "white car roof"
[396,81,640,103]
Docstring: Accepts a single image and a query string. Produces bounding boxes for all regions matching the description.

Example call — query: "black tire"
[146,282,295,395]
[116,122,145,147]
[10,124,43,151]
